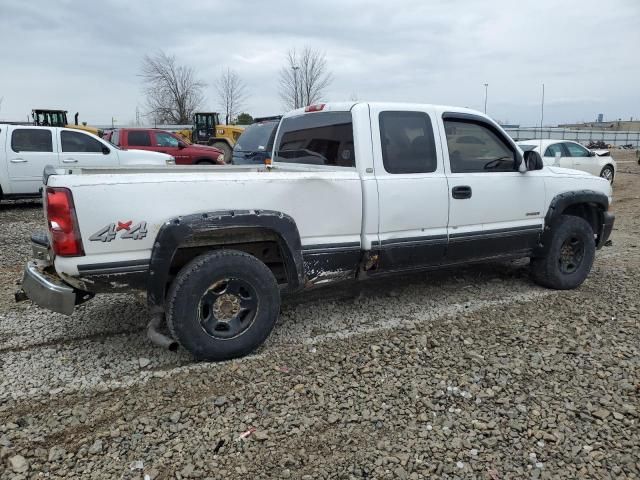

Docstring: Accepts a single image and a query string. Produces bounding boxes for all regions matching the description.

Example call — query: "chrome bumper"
[21,261,77,315]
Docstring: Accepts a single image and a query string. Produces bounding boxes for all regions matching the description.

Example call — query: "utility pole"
[292,65,300,109]
[483,83,488,114]
[540,83,545,135]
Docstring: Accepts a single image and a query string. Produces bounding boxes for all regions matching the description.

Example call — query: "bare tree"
[278,47,332,110]
[140,51,205,124]
[216,68,248,124]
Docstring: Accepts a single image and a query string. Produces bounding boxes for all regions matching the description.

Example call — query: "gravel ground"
[1,151,638,479]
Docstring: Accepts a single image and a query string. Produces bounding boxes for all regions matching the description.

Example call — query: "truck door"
[59,129,119,168]
[6,127,57,195]
[369,106,449,272]
[440,113,545,261]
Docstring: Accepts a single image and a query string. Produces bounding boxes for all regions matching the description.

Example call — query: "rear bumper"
[21,261,78,315]
[597,212,615,249]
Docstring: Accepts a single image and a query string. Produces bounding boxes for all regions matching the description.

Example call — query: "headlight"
[166,157,176,165]
[218,154,225,164]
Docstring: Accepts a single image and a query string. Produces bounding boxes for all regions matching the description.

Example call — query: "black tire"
[211,141,232,163]
[166,249,280,361]
[530,215,595,290]
[599,165,614,184]
[196,159,214,165]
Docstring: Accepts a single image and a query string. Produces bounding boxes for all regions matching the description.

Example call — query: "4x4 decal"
[90,221,148,242]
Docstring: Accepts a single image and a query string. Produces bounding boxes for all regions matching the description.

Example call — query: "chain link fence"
[505,127,640,147]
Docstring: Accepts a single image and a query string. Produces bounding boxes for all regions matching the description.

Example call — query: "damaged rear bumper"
[19,261,93,315]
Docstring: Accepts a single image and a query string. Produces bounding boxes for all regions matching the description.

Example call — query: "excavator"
[31,109,102,137]
[176,112,244,160]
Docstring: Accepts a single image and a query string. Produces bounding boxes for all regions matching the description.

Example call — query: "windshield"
[234,121,278,152]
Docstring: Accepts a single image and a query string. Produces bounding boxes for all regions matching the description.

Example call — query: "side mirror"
[102,146,110,155]
[178,142,186,149]
[523,150,544,171]
[589,150,596,157]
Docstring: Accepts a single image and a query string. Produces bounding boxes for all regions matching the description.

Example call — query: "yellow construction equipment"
[31,109,102,137]
[176,112,244,159]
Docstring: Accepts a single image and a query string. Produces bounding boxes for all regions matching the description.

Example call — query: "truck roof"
[282,102,486,119]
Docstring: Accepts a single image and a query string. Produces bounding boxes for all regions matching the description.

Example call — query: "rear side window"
[274,112,355,167]
[379,111,437,174]
[11,129,53,153]
[61,130,103,153]
[444,120,515,173]
[127,130,151,146]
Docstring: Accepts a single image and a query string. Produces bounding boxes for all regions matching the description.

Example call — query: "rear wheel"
[211,141,232,163]
[599,165,614,184]
[530,215,595,290]
[167,250,280,361]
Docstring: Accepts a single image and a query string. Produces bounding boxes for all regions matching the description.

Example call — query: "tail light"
[304,104,325,112]
[46,187,84,257]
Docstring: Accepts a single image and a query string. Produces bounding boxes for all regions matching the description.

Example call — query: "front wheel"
[167,250,280,361]
[599,165,614,184]
[530,215,596,290]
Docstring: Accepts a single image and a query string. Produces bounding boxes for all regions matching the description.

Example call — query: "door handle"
[10,158,27,163]
[452,185,472,199]
[63,158,78,163]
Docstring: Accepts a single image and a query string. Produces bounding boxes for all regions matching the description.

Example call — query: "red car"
[108,128,225,165]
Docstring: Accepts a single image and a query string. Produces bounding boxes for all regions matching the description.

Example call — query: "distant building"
[499,123,520,129]
[558,120,640,132]
[597,113,603,123]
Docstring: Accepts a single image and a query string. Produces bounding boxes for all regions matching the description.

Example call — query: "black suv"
[231,116,281,165]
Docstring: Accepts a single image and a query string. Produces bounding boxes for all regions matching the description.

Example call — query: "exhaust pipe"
[147,313,178,351]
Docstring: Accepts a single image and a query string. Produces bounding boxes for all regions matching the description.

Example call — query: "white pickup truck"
[0,124,174,200]
[19,102,615,361]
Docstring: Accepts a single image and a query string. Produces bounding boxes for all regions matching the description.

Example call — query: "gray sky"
[1,0,638,126]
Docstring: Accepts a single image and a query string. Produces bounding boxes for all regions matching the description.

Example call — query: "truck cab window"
[11,129,53,153]
[128,131,151,147]
[444,120,515,173]
[274,112,355,167]
[156,132,179,147]
[61,130,103,153]
[379,111,437,173]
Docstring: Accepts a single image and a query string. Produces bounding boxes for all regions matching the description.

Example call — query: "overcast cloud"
[1,0,638,126]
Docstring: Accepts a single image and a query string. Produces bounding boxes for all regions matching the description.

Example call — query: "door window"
[544,143,565,157]
[564,142,590,157]
[444,120,515,173]
[155,132,180,147]
[379,111,437,174]
[274,112,355,167]
[61,130,104,153]
[127,131,152,146]
[11,129,53,152]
